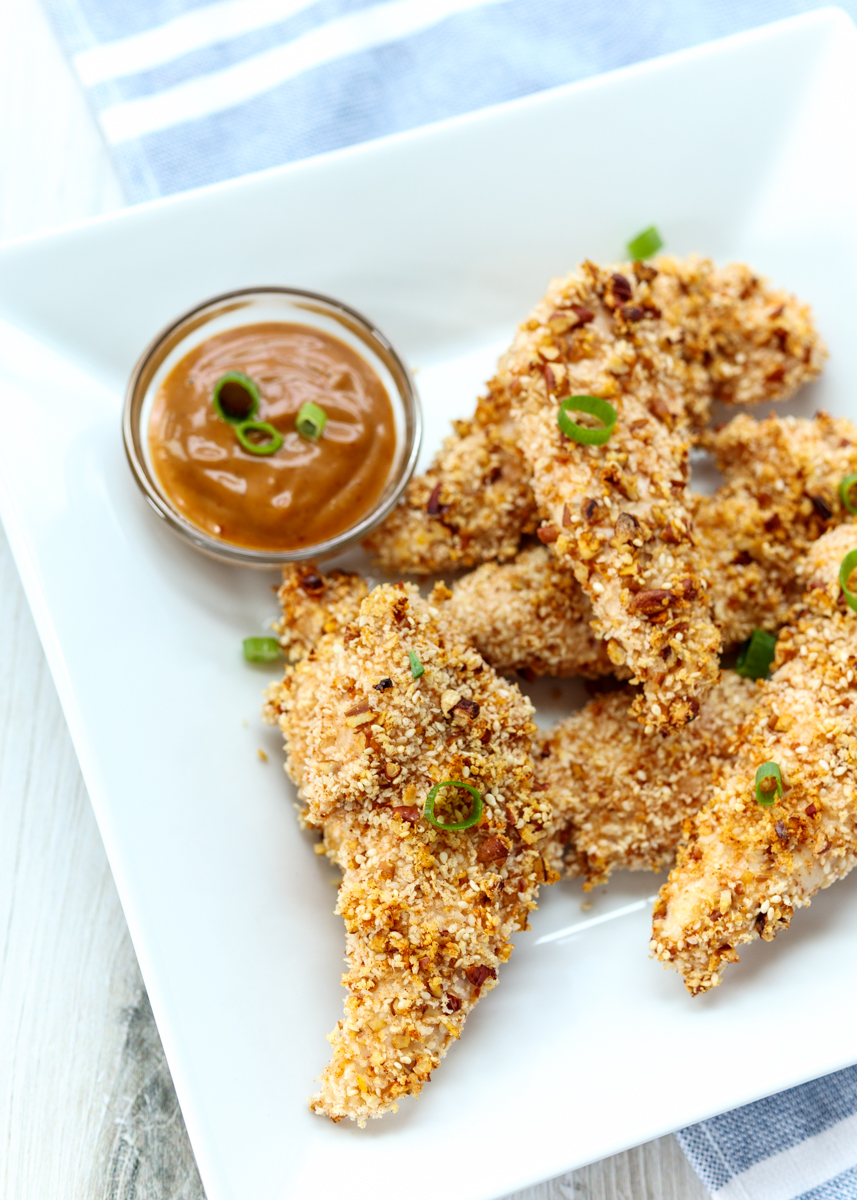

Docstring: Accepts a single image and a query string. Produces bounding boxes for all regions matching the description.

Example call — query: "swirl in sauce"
[148,323,396,551]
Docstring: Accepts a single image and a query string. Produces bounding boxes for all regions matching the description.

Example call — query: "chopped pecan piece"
[809,494,833,520]
[374,677,393,691]
[391,805,420,823]
[621,304,645,322]
[614,512,640,544]
[537,523,559,544]
[633,262,658,282]
[581,497,607,524]
[426,482,444,516]
[465,964,497,989]
[452,697,480,721]
[562,503,572,527]
[444,993,462,1013]
[628,588,676,617]
[299,571,325,596]
[647,396,674,427]
[344,699,371,718]
[476,834,510,865]
[608,273,633,304]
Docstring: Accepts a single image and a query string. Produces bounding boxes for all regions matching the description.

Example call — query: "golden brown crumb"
[265,578,555,1123]
[652,523,857,993]
[537,672,758,887]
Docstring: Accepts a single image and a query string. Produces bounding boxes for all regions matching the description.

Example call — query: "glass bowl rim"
[122,285,422,567]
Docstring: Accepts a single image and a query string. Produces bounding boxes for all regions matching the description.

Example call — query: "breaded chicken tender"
[265,578,554,1123]
[365,256,825,578]
[651,523,857,994]
[696,412,857,645]
[446,414,857,680]
[446,544,618,679]
[362,378,537,574]
[536,672,758,887]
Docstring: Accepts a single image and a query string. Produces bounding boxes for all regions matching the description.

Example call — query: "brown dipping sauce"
[148,322,396,551]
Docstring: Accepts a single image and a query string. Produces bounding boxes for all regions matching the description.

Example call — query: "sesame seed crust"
[264,577,555,1123]
[536,672,758,887]
[652,525,857,994]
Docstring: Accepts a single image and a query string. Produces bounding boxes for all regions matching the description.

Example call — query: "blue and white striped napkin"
[35,0,857,1196]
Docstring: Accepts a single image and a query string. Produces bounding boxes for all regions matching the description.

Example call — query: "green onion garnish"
[557,395,617,446]
[408,650,425,679]
[735,629,778,679]
[243,636,281,663]
[627,226,664,260]
[296,401,328,441]
[841,474,857,514]
[839,549,857,614]
[234,420,284,456]
[755,761,783,807]
[213,372,260,424]
[424,780,483,831]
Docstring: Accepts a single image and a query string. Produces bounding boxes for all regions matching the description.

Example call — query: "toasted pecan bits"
[264,569,555,1123]
[652,526,857,994]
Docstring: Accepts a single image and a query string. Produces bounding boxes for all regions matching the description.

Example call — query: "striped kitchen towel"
[36,0,857,1198]
[37,0,857,202]
[677,1065,857,1199]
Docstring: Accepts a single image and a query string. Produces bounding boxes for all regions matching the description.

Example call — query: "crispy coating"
[273,564,367,661]
[362,378,537,574]
[365,256,824,579]
[447,544,619,679]
[696,412,857,645]
[504,260,726,728]
[265,580,554,1123]
[447,414,857,679]
[651,523,857,994]
[536,672,758,887]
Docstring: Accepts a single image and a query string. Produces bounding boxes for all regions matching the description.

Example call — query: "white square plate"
[2,11,857,1199]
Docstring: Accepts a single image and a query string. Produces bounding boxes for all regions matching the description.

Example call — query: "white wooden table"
[0,3,709,1196]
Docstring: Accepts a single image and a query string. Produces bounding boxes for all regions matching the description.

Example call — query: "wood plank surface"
[0,1,708,1196]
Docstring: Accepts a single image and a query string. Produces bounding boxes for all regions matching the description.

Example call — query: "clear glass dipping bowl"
[123,287,422,566]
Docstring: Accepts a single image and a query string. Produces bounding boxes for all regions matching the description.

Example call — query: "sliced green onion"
[243,636,281,663]
[424,780,483,831]
[296,401,328,441]
[840,549,857,614]
[840,474,857,514]
[627,226,663,260]
[235,420,284,456]
[557,395,617,446]
[735,629,778,679]
[408,649,425,679]
[213,372,260,424]
[755,761,783,807]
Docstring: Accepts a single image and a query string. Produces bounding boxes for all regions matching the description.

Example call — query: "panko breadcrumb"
[652,523,857,994]
[537,672,758,888]
[265,576,555,1123]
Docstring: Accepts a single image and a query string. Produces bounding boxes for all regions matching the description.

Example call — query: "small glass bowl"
[123,287,422,566]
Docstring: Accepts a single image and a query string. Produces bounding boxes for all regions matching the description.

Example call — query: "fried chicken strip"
[448,413,857,679]
[651,522,857,994]
[697,412,857,645]
[365,256,825,578]
[265,579,554,1123]
[536,672,758,887]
